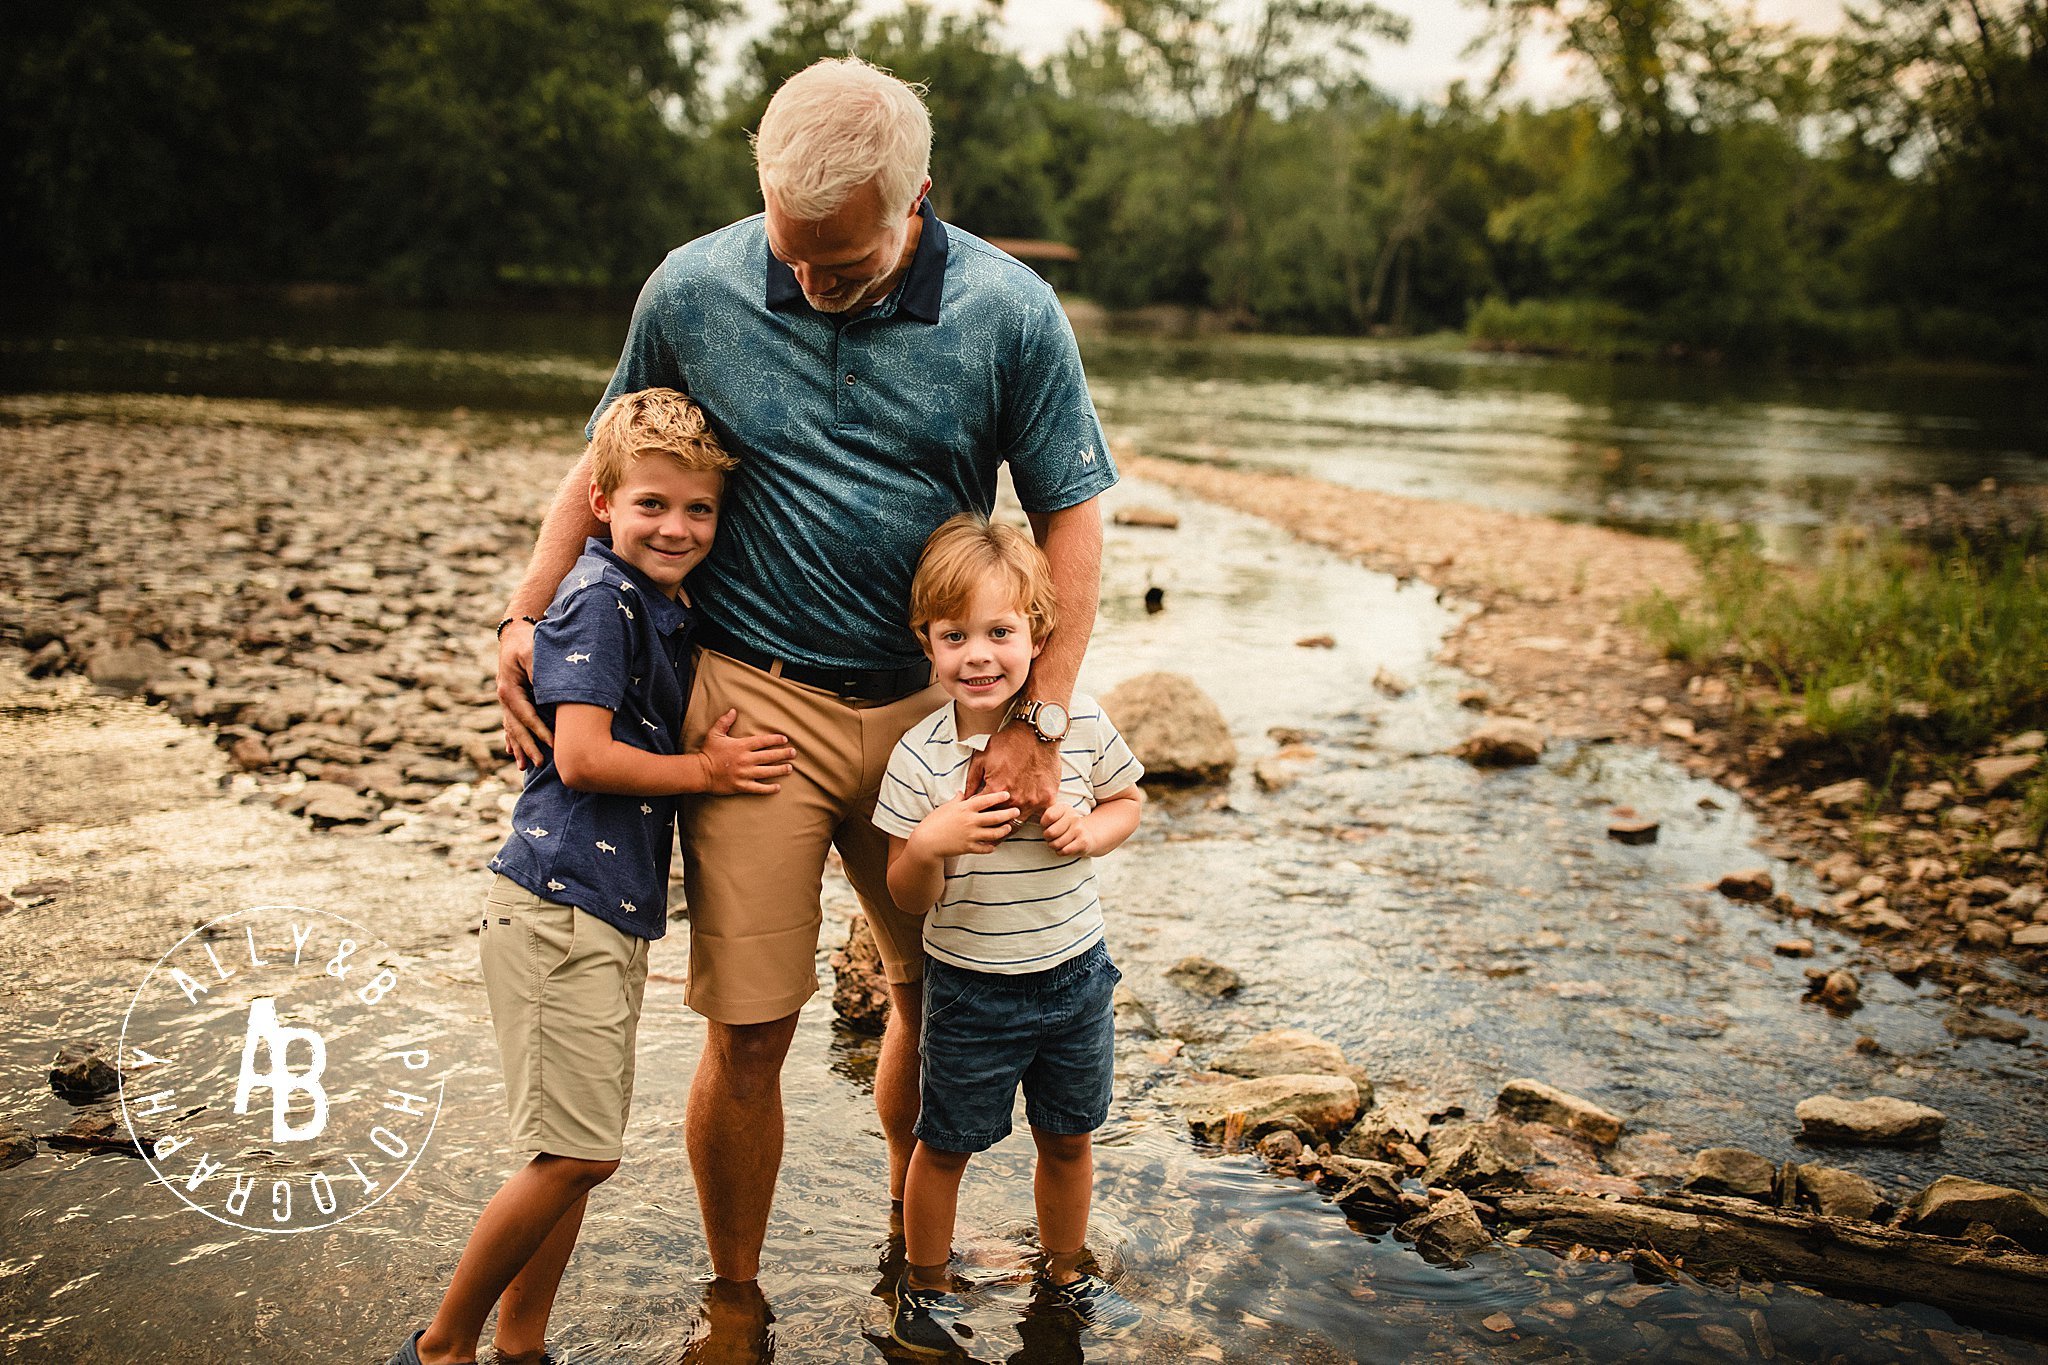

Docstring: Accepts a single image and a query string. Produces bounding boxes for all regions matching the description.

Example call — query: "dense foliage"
[3,0,2042,362]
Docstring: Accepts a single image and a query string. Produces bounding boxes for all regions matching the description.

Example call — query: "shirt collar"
[929,703,993,752]
[581,537,691,636]
[764,194,948,325]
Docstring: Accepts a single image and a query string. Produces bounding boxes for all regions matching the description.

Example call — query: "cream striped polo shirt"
[871,693,1143,974]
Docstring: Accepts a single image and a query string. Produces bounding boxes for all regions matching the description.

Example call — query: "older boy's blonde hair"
[589,388,736,493]
[909,513,1058,649]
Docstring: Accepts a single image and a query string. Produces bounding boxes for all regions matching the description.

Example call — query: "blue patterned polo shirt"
[587,196,1118,671]
[490,538,694,940]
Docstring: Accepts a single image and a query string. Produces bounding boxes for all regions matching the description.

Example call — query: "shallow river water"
[2,474,2044,1362]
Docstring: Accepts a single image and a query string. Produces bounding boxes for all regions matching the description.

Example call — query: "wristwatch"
[1013,699,1071,743]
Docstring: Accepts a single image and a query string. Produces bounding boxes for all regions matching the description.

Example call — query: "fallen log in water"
[1493,1191,2048,1334]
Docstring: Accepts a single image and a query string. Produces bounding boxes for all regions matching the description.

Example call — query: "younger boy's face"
[926,580,1043,726]
[590,460,723,598]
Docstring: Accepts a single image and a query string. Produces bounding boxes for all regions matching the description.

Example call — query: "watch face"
[1032,701,1070,740]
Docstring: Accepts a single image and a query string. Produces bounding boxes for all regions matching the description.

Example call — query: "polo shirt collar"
[764,194,948,324]
[581,537,691,636]
[930,702,994,753]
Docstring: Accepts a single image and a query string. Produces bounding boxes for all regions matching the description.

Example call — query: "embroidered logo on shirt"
[620,900,638,914]
[522,826,548,839]
[595,840,618,854]
[640,803,653,815]
[546,879,566,892]
[1080,445,1096,465]
[565,651,592,664]
[617,599,635,620]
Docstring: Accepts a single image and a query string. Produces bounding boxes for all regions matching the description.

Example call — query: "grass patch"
[1631,528,2048,785]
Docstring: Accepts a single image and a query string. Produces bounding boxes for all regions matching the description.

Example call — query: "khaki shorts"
[478,875,650,1161]
[680,646,944,1025]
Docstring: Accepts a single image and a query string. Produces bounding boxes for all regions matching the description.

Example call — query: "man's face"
[763,178,917,315]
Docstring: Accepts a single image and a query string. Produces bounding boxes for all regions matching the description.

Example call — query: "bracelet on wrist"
[495,615,540,638]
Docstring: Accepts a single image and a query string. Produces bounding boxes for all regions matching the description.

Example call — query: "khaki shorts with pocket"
[479,874,650,1161]
[680,646,944,1025]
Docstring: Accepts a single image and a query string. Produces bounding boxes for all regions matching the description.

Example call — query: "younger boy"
[391,389,795,1365]
[872,512,1146,1355]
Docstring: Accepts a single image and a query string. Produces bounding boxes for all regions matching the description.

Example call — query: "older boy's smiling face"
[590,460,723,598]
[927,580,1043,733]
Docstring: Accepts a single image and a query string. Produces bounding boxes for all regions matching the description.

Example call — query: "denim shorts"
[915,940,1121,1154]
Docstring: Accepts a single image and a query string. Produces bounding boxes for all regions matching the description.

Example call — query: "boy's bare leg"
[490,1190,589,1359]
[417,1154,618,1365]
[877,982,924,1200]
[902,1142,972,1287]
[687,1012,802,1281]
[1031,1128,1094,1283]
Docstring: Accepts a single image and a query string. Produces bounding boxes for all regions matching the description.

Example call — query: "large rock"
[1496,1079,1625,1147]
[1796,1095,1945,1147]
[84,640,171,693]
[1716,869,1775,902]
[49,1045,119,1101]
[0,1124,37,1171]
[1331,1160,1408,1220]
[828,915,891,1036]
[1791,1164,1893,1222]
[1100,672,1236,783]
[1900,1176,2048,1251]
[1972,753,2040,795]
[1211,1028,1371,1103]
[1811,778,1870,816]
[1455,718,1545,767]
[1166,955,1242,997]
[1339,1099,1431,1160]
[1420,1120,1536,1192]
[1169,1074,1361,1144]
[1683,1147,1777,1201]
[1399,1189,1493,1264]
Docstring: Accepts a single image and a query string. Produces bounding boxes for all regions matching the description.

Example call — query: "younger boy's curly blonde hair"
[588,388,736,494]
[909,513,1058,650]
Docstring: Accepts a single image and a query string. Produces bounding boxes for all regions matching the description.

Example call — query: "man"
[494,57,1114,1299]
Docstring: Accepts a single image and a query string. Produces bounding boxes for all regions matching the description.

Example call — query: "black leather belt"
[695,620,932,702]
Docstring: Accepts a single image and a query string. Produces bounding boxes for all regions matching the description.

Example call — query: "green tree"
[348,0,733,298]
[1095,0,1411,316]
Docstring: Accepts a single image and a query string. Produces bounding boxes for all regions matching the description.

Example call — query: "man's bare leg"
[876,981,924,1200]
[687,1013,802,1280]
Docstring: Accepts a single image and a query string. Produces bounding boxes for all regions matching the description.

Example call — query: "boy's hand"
[694,709,796,795]
[911,790,1022,859]
[1040,800,1094,857]
[497,619,551,768]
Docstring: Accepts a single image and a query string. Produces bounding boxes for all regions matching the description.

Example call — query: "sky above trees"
[732,0,1852,103]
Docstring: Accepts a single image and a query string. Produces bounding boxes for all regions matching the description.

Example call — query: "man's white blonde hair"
[753,57,932,223]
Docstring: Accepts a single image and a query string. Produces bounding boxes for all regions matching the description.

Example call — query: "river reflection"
[4,300,2042,545]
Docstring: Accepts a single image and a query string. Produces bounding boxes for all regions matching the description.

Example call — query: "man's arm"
[497,450,605,767]
[969,496,1103,821]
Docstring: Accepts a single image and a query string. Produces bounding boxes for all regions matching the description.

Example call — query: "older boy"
[875,514,1145,1354]
[391,390,795,1365]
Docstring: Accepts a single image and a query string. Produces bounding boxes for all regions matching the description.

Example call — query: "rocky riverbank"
[1125,453,2048,1019]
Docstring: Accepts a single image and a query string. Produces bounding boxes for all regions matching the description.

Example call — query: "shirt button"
[845,374,857,385]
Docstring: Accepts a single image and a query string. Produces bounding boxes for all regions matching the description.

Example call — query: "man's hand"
[1040,801,1095,857]
[694,710,797,795]
[497,619,550,768]
[968,725,1060,825]
[910,790,1022,860]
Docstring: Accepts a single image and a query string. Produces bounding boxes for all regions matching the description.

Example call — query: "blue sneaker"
[890,1276,972,1357]
[385,1330,426,1365]
[1046,1273,1142,1337]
